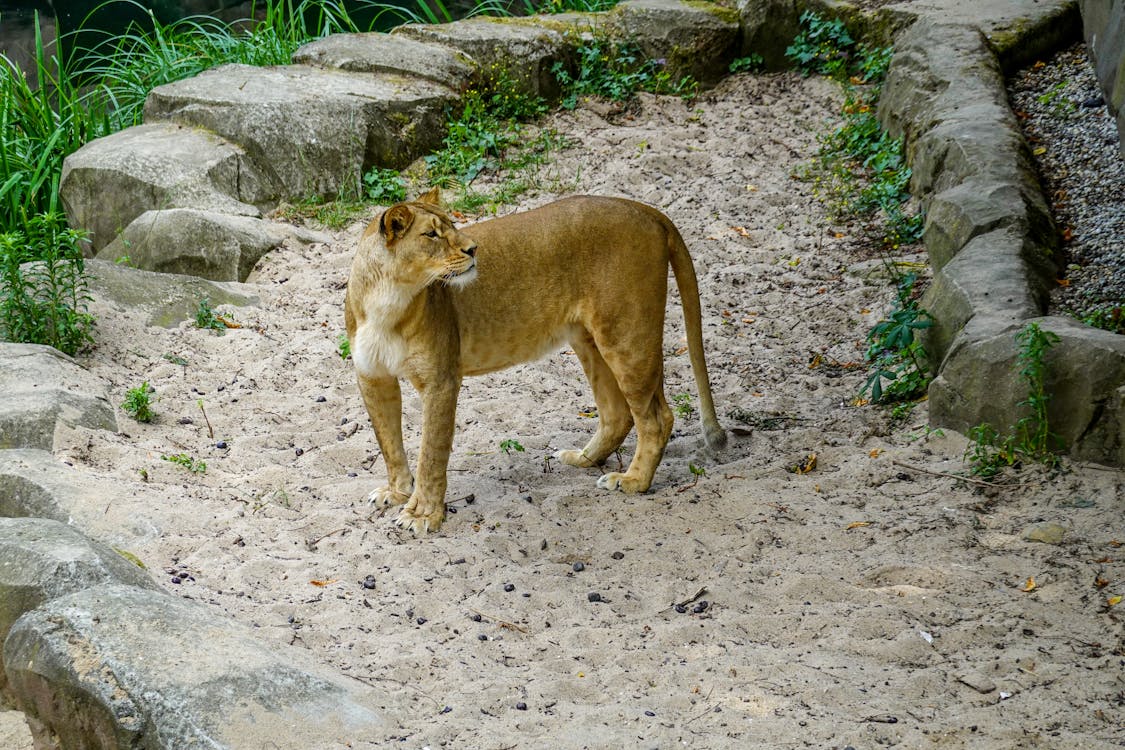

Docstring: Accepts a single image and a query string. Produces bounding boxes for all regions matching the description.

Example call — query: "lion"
[344,188,726,533]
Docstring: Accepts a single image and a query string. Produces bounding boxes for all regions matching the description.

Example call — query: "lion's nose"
[463,244,477,258]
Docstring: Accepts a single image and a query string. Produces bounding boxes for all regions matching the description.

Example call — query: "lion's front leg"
[396,376,460,534]
[357,374,414,507]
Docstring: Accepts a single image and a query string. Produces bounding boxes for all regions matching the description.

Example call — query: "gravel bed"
[1008,43,1125,329]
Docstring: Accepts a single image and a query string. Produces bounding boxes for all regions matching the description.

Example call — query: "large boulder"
[0,345,116,451]
[1080,0,1125,157]
[292,31,477,92]
[0,518,158,687]
[609,0,741,84]
[94,209,328,283]
[3,584,384,750]
[144,64,456,200]
[60,123,273,255]
[735,0,802,70]
[85,259,258,329]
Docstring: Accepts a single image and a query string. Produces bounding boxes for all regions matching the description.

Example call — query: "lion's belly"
[459,323,577,377]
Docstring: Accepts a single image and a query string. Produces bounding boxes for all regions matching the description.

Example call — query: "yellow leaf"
[310,578,339,587]
[846,521,872,530]
[1108,595,1122,607]
[1033,146,1047,156]
[869,448,883,458]
[745,185,758,192]
[1020,577,1037,592]
[731,226,751,238]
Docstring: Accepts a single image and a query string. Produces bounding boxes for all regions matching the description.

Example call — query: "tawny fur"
[345,189,725,534]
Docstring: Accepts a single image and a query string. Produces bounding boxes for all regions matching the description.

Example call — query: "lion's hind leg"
[555,331,634,469]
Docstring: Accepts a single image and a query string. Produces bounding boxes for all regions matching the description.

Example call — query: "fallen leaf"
[860,308,871,314]
[834,232,846,239]
[1108,595,1122,607]
[1020,577,1037,593]
[745,184,758,192]
[853,397,870,407]
[1056,278,1070,286]
[1094,576,1109,589]
[1110,540,1123,548]
[310,578,339,587]
[869,448,883,458]
[846,521,872,530]
[1033,146,1047,156]
[1033,60,1046,68]
[673,345,689,356]
[791,453,817,474]
[808,353,823,369]
[731,226,751,238]
[741,317,756,324]
[1061,227,1073,242]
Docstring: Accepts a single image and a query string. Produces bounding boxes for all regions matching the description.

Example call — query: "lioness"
[344,189,725,533]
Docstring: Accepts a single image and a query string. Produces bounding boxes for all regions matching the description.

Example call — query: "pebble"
[1009,44,1125,320]
[572,561,585,572]
[611,551,624,560]
[587,592,603,603]
[361,575,376,590]
[215,440,227,449]
[515,701,528,711]
[504,583,515,592]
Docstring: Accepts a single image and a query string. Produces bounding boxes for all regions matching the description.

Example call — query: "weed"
[1037,81,1075,118]
[194,297,228,333]
[0,212,94,355]
[500,438,525,455]
[729,54,765,74]
[121,381,155,422]
[337,332,351,360]
[785,11,854,79]
[1078,305,1124,335]
[862,271,932,403]
[161,452,206,474]
[965,322,1062,477]
[552,33,697,110]
[363,168,407,204]
[672,393,694,419]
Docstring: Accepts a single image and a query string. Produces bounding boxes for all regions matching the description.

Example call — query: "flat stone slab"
[60,123,272,254]
[3,584,384,750]
[292,31,477,91]
[95,209,329,283]
[0,344,116,452]
[0,449,161,545]
[144,63,456,200]
[85,259,258,329]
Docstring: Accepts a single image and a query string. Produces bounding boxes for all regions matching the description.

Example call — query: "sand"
[48,71,1125,748]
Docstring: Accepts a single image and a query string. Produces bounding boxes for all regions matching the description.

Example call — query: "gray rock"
[144,64,456,200]
[0,345,116,451]
[1080,0,1125,157]
[95,209,329,283]
[0,449,161,545]
[395,17,569,100]
[0,518,158,681]
[3,584,383,750]
[1021,521,1068,545]
[735,0,801,70]
[293,31,477,91]
[60,123,272,254]
[85,259,258,329]
[608,0,741,84]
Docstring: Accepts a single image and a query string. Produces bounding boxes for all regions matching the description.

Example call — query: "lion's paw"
[394,502,446,535]
[554,449,597,468]
[368,484,411,507]
[597,472,648,493]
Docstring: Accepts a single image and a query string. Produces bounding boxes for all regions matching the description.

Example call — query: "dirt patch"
[63,72,1124,748]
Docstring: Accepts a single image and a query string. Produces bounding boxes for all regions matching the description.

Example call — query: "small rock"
[611,551,624,560]
[504,583,515,592]
[361,575,376,590]
[958,671,997,694]
[1022,522,1067,545]
[294,447,304,457]
[587,592,603,603]
[572,561,585,572]
[515,701,527,711]
[316,395,327,403]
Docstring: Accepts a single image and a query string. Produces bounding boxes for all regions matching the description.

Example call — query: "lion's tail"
[666,219,727,452]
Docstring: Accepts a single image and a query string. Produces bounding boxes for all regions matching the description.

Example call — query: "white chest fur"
[351,286,413,378]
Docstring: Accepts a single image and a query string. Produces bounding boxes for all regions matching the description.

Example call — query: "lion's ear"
[416,187,441,207]
[380,204,414,243]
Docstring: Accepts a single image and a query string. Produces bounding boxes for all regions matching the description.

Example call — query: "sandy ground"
[21,71,1125,748]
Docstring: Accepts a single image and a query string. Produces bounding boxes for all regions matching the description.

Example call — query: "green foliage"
[672,393,694,419]
[363,168,407,204]
[0,212,94,355]
[500,438,525,454]
[729,54,764,74]
[966,322,1062,477]
[161,452,206,474]
[527,0,619,13]
[862,271,932,403]
[121,381,155,422]
[194,297,227,334]
[1078,305,1124,334]
[551,33,697,110]
[337,332,351,359]
[785,11,854,78]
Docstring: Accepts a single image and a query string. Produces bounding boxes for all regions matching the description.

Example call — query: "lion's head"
[361,188,478,289]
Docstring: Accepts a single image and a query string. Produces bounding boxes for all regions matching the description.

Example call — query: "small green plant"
[1037,81,1076,118]
[194,298,227,333]
[161,453,207,474]
[785,11,854,78]
[729,54,764,74]
[500,438,525,455]
[552,33,697,110]
[1079,305,1124,334]
[672,393,694,419]
[120,381,155,422]
[862,272,932,403]
[337,333,351,360]
[0,213,95,355]
[966,322,1062,477]
[363,168,407,204]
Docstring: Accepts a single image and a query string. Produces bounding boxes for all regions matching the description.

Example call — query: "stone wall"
[1080,0,1125,157]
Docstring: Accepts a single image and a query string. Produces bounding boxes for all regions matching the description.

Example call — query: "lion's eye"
[422,229,439,239]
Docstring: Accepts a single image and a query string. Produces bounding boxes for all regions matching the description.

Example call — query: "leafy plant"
[337,332,351,359]
[965,322,1062,477]
[785,11,854,79]
[500,438,525,454]
[363,167,407,204]
[121,381,155,422]
[862,271,932,403]
[0,212,94,355]
[672,393,694,419]
[1079,305,1124,334]
[552,33,697,110]
[161,452,206,474]
[729,54,765,74]
[194,297,228,333]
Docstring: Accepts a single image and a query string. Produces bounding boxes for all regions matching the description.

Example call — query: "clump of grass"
[121,381,155,422]
[965,322,1062,478]
[0,212,94,355]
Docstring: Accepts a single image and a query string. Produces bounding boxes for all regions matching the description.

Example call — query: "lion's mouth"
[442,263,477,286]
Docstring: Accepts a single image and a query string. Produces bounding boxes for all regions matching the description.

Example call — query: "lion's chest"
[352,319,408,378]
